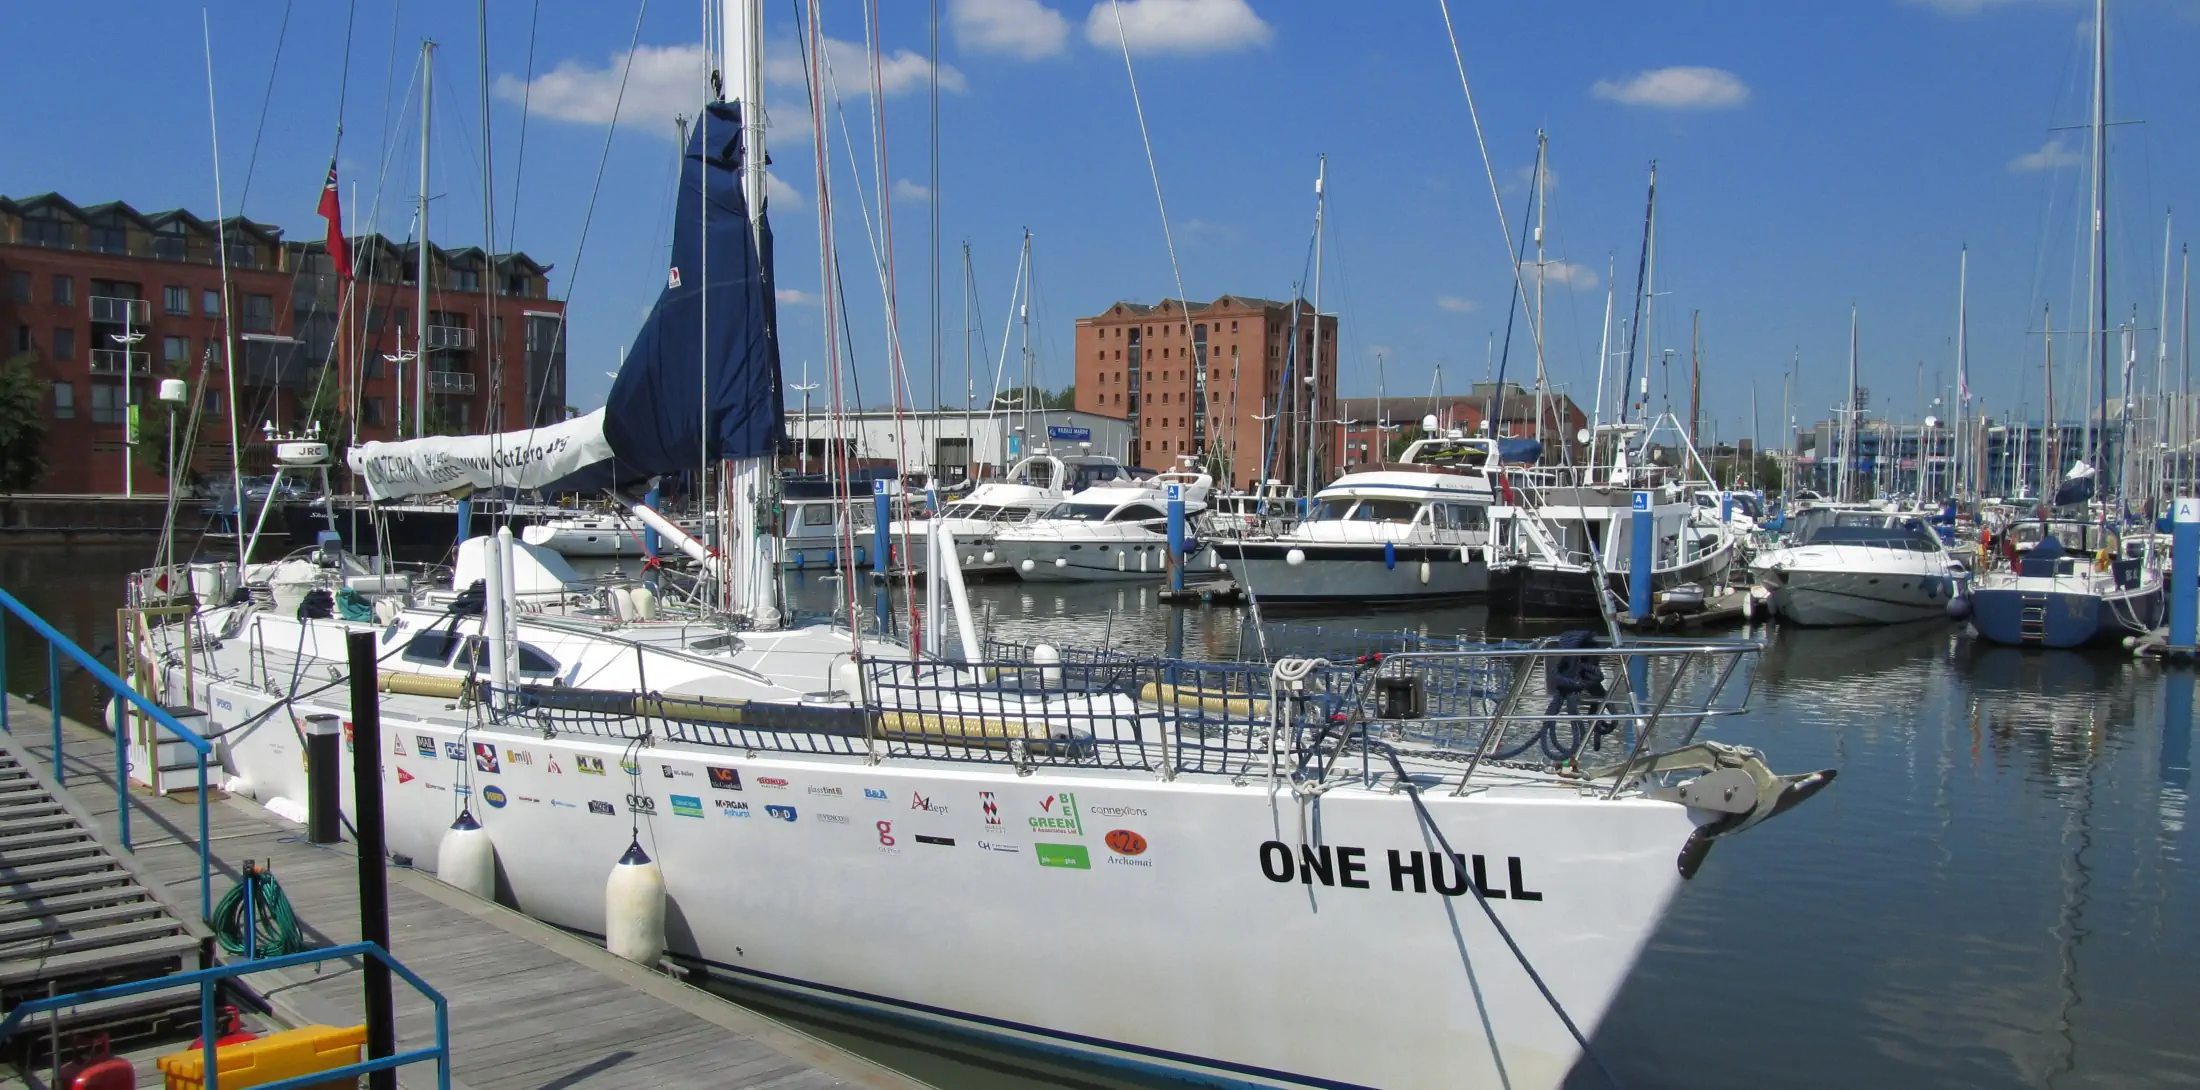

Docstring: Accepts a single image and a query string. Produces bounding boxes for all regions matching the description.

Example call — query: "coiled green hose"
[212,863,303,957]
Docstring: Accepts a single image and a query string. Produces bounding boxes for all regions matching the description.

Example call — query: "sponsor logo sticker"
[443,741,465,761]
[473,742,500,774]
[482,785,508,808]
[719,800,751,818]
[671,794,704,818]
[765,805,798,822]
[505,749,532,766]
[708,766,743,791]
[547,755,564,774]
[416,736,436,757]
[981,790,1002,827]
[587,800,615,816]
[1030,792,1083,836]
[626,794,658,816]
[864,788,889,801]
[391,737,405,758]
[912,792,948,815]
[1105,829,1148,857]
[915,834,956,847]
[577,756,606,776]
[876,820,900,854]
[454,785,472,797]
[807,785,843,798]
[551,799,576,809]
[758,777,789,789]
[516,795,541,804]
[977,841,1021,854]
[1088,803,1150,819]
[619,759,641,776]
[816,813,850,825]
[1035,843,1091,870]
[396,766,415,785]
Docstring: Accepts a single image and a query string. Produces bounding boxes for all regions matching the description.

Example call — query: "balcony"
[88,296,150,324]
[426,325,476,351]
[428,370,476,395]
[88,349,152,376]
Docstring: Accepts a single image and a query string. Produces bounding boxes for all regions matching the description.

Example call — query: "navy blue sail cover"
[603,100,785,476]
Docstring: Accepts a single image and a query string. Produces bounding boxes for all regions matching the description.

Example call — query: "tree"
[0,352,49,493]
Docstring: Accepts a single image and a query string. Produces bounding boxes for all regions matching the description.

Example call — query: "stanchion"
[344,631,395,1090]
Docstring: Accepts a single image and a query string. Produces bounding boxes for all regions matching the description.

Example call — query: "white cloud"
[1591,66,1750,110]
[1085,0,1272,55]
[776,288,818,305]
[493,43,707,128]
[1436,296,1480,314]
[953,0,1071,59]
[1519,260,1597,289]
[892,179,932,202]
[497,39,960,138]
[2008,136,2083,173]
[767,172,806,209]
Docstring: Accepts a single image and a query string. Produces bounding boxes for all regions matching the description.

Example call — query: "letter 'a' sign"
[1167,483,1182,501]
[2178,497,2200,524]
[1632,490,1651,512]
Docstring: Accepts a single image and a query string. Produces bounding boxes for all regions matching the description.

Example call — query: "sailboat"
[124,4,1835,1086]
[1969,0,2167,648]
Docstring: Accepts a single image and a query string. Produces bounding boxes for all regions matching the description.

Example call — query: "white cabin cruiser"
[1216,436,1499,604]
[996,469,1214,583]
[885,452,1136,577]
[1750,510,1969,626]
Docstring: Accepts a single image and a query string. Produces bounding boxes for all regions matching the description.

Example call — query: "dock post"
[1167,483,1186,593]
[641,483,661,589]
[303,713,342,845]
[2174,497,2199,648]
[1629,490,1654,622]
[872,479,892,581]
[345,631,396,1090]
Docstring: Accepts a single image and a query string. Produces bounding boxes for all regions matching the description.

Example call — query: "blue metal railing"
[0,585,214,924]
[0,941,451,1090]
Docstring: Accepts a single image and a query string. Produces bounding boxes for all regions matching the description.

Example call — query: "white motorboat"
[1217,435,1498,604]
[522,510,710,558]
[1750,511,1970,626]
[883,452,1136,577]
[996,469,1214,582]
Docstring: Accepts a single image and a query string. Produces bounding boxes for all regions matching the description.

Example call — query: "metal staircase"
[0,729,211,1063]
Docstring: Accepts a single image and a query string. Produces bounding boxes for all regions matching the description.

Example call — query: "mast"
[722,0,779,626]
[1307,154,1328,493]
[2158,212,2174,509]
[2089,0,2109,489]
[2183,245,2192,496]
[1956,246,1969,502]
[1591,254,1615,476]
[2046,304,2058,501]
[1532,131,1547,449]
[1843,305,1858,503]
[1688,310,1701,454]
[1638,165,1660,423]
[1621,164,1655,426]
[1018,230,1032,447]
[414,40,434,438]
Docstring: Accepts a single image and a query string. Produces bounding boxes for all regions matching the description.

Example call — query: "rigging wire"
[1105,0,1197,459]
[232,0,295,217]
[504,0,544,253]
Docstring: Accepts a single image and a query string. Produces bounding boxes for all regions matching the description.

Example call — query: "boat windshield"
[1801,522,1940,551]
[1347,499,1422,524]
[1306,500,1347,521]
[1070,464,1132,490]
[1044,503,1117,521]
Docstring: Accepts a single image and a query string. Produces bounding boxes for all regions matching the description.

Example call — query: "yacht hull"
[175,665,1695,1090]
[1969,579,2163,648]
[1219,542,1491,603]
[1510,549,1733,619]
[1002,538,1180,582]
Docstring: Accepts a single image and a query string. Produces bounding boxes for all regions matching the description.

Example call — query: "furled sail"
[347,100,782,501]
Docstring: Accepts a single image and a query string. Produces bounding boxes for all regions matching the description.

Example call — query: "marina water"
[8,544,2194,1089]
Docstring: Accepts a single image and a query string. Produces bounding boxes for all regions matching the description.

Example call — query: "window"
[163,335,189,366]
[803,504,834,526]
[394,308,409,334]
[453,268,481,292]
[164,285,189,315]
[362,306,383,332]
[1116,504,1164,523]
[204,389,222,416]
[453,637,557,676]
[241,294,273,333]
[202,289,221,316]
[51,382,74,419]
[23,218,73,248]
[52,328,74,361]
[12,326,27,353]
[401,632,462,666]
[89,381,125,424]
[52,275,74,306]
[363,397,386,426]
[90,226,126,254]
[364,354,383,379]
[6,271,27,303]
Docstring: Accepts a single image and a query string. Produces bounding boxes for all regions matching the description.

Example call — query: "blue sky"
[8,0,2200,446]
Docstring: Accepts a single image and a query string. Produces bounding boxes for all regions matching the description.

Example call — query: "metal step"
[0,917,193,962]
[0,871,140,912]
[0,857,126,889]
[0,897,159,941]
[0,842,107,870]
[0,932,200,989]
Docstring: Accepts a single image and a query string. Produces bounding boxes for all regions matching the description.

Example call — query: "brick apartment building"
[1073,295,1337,488]
[0,192,566,494]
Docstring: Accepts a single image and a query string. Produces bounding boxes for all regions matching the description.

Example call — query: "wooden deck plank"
[1,704,925,1090]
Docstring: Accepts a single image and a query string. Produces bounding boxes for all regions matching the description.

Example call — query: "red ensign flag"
[317,160,351,280]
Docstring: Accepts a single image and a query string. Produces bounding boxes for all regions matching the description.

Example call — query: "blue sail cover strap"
[603,99,785,475]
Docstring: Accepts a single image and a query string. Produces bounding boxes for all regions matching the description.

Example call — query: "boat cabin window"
[401,631,464,666]
[453,636,559,677]
[1047,503,1117,521]
[803,503,835,526]
[1070,464,1130,490]
[1435,503,1487,531]
[1348,499,1421,524]
[1115,504,1165,523]
[1306,499,1345,521]
[1800,524,1940,551]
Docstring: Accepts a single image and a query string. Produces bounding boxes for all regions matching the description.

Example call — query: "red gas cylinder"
[56,1035,136,1090]
[188,1006,258,1050]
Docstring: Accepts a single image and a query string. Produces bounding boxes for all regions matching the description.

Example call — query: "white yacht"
[1216,435,1498,604]
[997,469,1214,582]
[522,509,710,558]
[1750,510,1969,626]
[885,452,1137,577]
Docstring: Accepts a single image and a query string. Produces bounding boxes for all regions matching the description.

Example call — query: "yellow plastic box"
[158,1023,367,1090]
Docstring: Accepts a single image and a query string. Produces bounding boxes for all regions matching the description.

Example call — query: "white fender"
[605,838,667,966]
[436,810,497,900]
